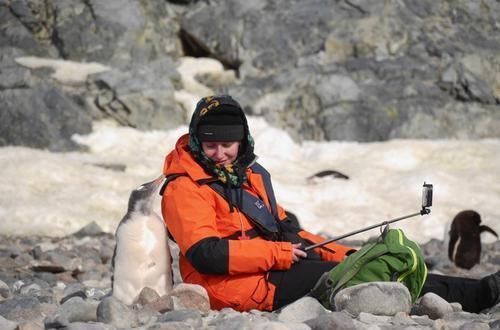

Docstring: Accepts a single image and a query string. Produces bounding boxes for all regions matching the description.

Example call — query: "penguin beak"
[153,173,166,185]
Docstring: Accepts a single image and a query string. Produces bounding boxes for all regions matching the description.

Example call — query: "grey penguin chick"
[112,174,172,305]
[448,210,498,270]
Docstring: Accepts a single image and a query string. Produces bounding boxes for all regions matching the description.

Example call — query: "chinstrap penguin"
[306,169,349,184]
[448,210,498,269]
[111,174,173,305]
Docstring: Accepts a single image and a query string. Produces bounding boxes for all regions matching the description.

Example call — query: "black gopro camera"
[422,182,433,208]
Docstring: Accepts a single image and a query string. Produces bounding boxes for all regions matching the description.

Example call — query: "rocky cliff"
[1,0,499,150]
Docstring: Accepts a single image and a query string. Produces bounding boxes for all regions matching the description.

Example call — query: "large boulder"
[50,0,182,64]
[0,83,92,151]
[0,4,56,57]
[87,58,184,130]
[2,0,500,143]
[333,282,412,316]
[1,0,182,65]
[182,0,500,141]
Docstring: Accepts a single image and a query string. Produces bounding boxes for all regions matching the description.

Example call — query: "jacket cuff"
[272,242,293,270]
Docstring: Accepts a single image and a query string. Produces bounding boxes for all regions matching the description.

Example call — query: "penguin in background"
[448,210,498,270]
[111,174,173,305]
[306,170,349,184]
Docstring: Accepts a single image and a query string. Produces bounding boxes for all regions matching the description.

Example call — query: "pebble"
[0,224,498,329]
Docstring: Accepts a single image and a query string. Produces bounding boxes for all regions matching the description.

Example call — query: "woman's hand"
[291,243,307,263]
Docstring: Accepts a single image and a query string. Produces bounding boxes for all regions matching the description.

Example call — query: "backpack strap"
[250,163,279,219]
[223,228,260,240]
[159,173,187,196]
[208,182,280,238]
[160,163,281,240]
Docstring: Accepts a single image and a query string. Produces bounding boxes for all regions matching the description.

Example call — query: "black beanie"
[197,105,245,142]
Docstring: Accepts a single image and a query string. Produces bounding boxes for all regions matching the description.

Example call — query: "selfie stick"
[304,182,433,252]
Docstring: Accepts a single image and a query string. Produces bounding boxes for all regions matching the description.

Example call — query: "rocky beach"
[0,222,499,329]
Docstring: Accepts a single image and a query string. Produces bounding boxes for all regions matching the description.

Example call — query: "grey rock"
[137,287,161,306]
[168,283,210,312]
[410,315,434,327]
[65,322,117,330]
[136,306,159,327]
[305,311,356,330]
[48,0,181,64]
[414,293,453,320]
[0,7,52,56]
[181,0,342,75]
[0,84,92,151]
[450,302,463,312]
[0,314,18,330]
[391,312,419,326]
[207,308,243,326]
[0,280,11,300]
[19,283,43,295]
[0,47,27,67]
[34,272,58,287]
[62,283,87,301]
[12,280,26,293]
[72,222,105,238]
[212,314,252,330]
[144,295,174,314]
[84,287,110,301]
[44,297,98,328]
[147,321,194,330]
[278,297,327,323]
[17,320,46,330]
[488,302,500,323]
[0,66,32,89]
[490,319,500,329]
[43,249,82,271]
[0,295,42,321]
[157,309,202,328]
[60,290,87,305]
[87,58,183,130]
[357,312,391,325]
[458,321,490,330]
[442,311,491,329]
[255,322,311,330]
[440,65,458,85]
[96,296,139,328]
[334,282,412,316]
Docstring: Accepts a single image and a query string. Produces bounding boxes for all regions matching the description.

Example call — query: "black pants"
[269,260,494,313]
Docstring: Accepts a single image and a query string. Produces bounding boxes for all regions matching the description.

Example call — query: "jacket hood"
[163,134,211,182]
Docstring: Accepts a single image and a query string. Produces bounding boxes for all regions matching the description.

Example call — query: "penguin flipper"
[110,243,117,290]
[479,225,498,238]
[448,230,459,261]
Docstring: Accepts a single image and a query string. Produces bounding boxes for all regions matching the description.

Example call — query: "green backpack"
[310,228,428,310]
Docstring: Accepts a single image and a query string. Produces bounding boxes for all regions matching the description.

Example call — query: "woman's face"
[201,141,240,166]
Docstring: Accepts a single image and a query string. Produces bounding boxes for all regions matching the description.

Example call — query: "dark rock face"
[0,0,185,150]
[183,0,500,142]
[2,0,182,64]
[87,58,183,130]
[0,84,92,151]
[1,0,500,149]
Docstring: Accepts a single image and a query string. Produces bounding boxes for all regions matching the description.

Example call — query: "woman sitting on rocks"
[161,94,499,313]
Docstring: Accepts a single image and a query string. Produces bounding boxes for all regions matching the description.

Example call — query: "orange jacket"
[161,134,354,311]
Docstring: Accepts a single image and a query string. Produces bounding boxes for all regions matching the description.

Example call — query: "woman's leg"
[269,260,336,310]
[421,272,499,313]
